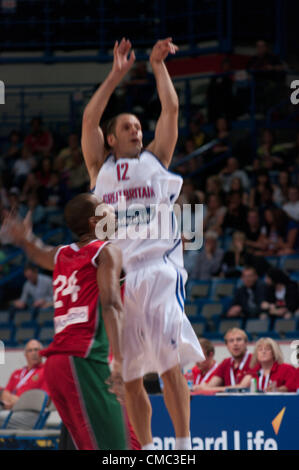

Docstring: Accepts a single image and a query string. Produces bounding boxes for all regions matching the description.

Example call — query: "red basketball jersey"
[41,240,110,361]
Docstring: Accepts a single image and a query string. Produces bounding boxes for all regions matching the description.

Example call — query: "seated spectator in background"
[261,207,299,255]
[189,115,207,149]
[198,175,226,205]
[55,133,82,172]
[197,328,254,391]
[226,266,267,318]
[189,231,223,280]
[261,268,299,320]
[219,157,250,193]
[229,177,249,205]
[210,117,231,155]
[244,208,268,255]
[0,339,48,428]
[12,145,35,190]
[207,58,234,123]
[13,263,53,310]
[7,187,21,216]
[253,129,284,171]
[24,117,53,157]
[1,130,23,183]
[283,186,299,222]
[203,193,227,234]
[19,193,46,230]
[242,338,297,392]
[221,232,269,279]
[42,171,70,209]
[249,169,273,209]
[286,131,299,172]
[247,40,286,113]
[66,149,90,195]
[190,338,219,389]
[221,190,248,234]
[0,339,48,411]
[273,170,291,207]
[35,157,53,188]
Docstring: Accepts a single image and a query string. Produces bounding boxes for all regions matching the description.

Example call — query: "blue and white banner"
[151,394,299,450]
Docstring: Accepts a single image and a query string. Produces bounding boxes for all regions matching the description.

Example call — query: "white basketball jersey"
[93,150,184,272]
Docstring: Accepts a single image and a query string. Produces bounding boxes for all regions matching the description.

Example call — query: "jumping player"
[3,194,129,450]
[81,38,205,450]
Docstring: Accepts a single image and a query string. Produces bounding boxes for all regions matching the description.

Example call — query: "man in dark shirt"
[221,190,248,234]
[226,266,267,318]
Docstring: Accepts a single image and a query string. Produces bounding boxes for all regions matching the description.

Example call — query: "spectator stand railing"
[0,0,232,64]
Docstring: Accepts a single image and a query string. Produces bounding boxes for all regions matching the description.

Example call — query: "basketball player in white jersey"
[81,37,204,450]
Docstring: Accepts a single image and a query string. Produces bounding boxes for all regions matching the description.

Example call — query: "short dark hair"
[24,262,38,273]
[64,193,98,237]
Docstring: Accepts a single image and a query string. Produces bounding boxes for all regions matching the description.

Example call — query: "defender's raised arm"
[146,38,179,168]
[81,38,136,188]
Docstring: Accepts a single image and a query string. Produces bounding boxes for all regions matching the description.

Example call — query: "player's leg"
[161,364,192,449]
[124,377,154,449]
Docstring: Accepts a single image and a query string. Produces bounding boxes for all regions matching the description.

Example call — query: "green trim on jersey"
[87,302,109,363]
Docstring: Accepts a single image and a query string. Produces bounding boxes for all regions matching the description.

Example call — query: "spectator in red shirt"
[197,328,255,392]
[24,117,53,157]
[187,338,219,389]
[242,337,297,392]
[0,339,48,412]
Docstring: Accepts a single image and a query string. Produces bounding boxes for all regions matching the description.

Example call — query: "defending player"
[81,38,205,450]
[3,194,128,450]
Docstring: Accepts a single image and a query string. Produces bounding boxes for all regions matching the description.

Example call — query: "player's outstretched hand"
[0,213,29,246]
[111,37,136,79]
[149,37,179,65]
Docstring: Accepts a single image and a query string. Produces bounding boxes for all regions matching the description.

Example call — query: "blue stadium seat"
[244,318,271,340]
[272,318,298,339]
[188,280,212,301]
[280,254,299,272]
[210,278,237,301]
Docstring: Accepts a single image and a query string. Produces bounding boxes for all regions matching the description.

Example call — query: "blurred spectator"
[189,115,207,150]
[197,328,254,391]
[261,207,299,255]
[35,157,53,187]
[24,117,53,157]
[0,340,49,428]
[12,145,35,189]
[203,193,227,234]
[246,338,297,392]
[187,338,219,389]
[19,193,46,230]
[122,61,157,128]
[210,117,231,156]
[283,186,299,222]
[1,130,23,183]
[12,263,53,310]
[261,268,299,319]
[253,129,284,171]
[221,231,269,279]
[226,266,267,318]
[0,176,9,209]
[55,133,82,172]
[207,58,234,122]
[221,190,248,234]
[273,170,291,206]
[249,169,273,209]
[43,171,70,209]
[247,40,286,113]
[66,149,90,195]
[7,187,21,216]
[189,230,223,280]
[244,209,268,255]
[286,131,299,171]
[219,158,250,193]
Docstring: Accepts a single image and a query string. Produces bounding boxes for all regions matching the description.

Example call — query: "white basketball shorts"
[122,258,205,382]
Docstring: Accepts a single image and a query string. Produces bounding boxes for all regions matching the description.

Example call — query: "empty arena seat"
[0,311,10,325]
[38,326,54,344]
[281,255,299,273]
[36,309,54,326]
[190,281,211,300]
[15,326,37,345]
[245,318,271,339]
[217,318,243,336]
[191,320,206,337]
[13,312,33,327]
[185,303,199,317]
[200,301,223,319]
[273,318,298,338]
[0,326,14,344]
[211,279,237,300]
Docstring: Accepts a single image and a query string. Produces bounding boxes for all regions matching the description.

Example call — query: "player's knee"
[124,377,144,395]
[161,364,183,386]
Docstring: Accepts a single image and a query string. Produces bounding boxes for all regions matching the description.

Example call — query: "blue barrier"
[150,393,299,450]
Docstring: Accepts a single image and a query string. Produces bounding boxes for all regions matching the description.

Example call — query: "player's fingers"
[128,49,136,65]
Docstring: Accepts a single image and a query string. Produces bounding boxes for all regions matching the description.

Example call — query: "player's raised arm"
[146,38,179,168]
[2,215,59,271]
[81,38,136,188]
